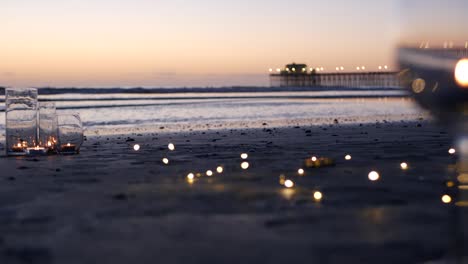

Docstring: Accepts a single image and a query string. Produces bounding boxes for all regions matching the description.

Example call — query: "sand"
[0,121,466,263]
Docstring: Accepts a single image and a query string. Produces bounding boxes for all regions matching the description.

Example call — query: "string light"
[206,170,213,176]
[298,168,305,175]
[284,180,294,188]
[241,153,249,159]
[313,191,323,201]
[400,162,409,170]
[187,173,195,180]
[216,166,224,173]
[442,194,452,204]
[168,143,175,151]
[368,171,380,181]
[241,162,249,170]
[345,155,352,160]
[133,144,140,151]
[162,158,169,165]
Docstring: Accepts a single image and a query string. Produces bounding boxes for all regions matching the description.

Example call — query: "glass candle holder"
[38,102,57,153]
[57,114,83,155]
[5,88,38,156]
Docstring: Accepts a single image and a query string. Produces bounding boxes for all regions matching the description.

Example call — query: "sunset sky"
[2,0,400,87]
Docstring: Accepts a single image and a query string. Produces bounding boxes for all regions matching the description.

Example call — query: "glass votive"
[38,102,58,153]
[5,88,38,156]
[57,113,83,155]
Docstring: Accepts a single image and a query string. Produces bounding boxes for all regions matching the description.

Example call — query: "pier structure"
[269,63,400,88]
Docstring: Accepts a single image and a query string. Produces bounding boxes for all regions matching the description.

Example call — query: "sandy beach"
[0,120,465,263]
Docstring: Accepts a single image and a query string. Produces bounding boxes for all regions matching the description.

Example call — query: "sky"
[1,0,401,87]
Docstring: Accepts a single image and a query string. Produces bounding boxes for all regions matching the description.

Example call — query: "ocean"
[0,87,426,137]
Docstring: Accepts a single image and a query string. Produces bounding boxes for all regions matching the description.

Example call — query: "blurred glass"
[397,0,468,124]
[5,88,38,156]
[57,114,83,154]
[38,102,57,153]
[397,1,468,262]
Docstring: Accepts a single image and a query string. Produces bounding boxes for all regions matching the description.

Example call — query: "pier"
[270,63,400,88]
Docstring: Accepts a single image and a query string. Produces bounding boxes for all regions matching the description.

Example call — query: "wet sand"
[0,121,466,263]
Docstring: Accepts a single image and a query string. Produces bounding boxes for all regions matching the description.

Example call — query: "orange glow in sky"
[1,0,397,87]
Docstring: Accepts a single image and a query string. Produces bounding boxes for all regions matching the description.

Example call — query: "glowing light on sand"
[311,156,318,162]
[384,65,388,69]
[368,171,380,181]
[345,155,352,160]
[206,170,213,176]
[361,66,366,70]
[400,162,409,170]
[276,68,281,72]
[284,180,294,188]
[298,168,305,175]
[216,166,224,173]
[241,153,248,159]
[378,66,382,70]
[133,144,140,151]
[320,67,324,71]
[340,66,344,71]
[336,67,340,71]
[168,143,175,151]
[455,59,468,87]
[162,158,169,165]
[241,162,249,170]
[356,67,360,70]
[187,173,195,180]
[313,191,323,201]
[269,68,273,72]
[449,148,456,155]
[442,194,452,204]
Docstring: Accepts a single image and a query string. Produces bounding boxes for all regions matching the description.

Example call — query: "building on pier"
[269,63,400,88]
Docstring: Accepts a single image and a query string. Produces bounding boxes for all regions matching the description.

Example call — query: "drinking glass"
[38,102,58,153]
[397,1,468,262]
[5,88,38,156]
[57,114,83,154]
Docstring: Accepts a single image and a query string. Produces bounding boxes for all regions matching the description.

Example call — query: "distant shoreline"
[0,86,403,95]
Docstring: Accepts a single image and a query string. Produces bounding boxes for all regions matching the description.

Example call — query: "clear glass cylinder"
[5,88,38,156]
[38,102,57,153]
[57,114,83,154]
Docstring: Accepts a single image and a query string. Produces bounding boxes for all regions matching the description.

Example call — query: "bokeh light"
[455,59,468,87]
[368,171,380,181]
[168,143,175,151]
[313,191,323,201]
[284,180,294,188]
[442,194,452,204]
